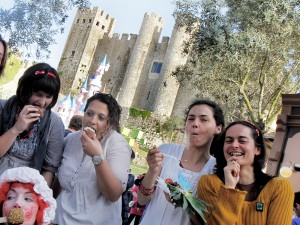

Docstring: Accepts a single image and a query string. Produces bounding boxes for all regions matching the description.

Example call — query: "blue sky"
[2,0,176,68]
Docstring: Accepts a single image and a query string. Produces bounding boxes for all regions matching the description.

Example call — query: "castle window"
[106,15,109,19]
[102,25,105,30]
[71,51,75,57]
[76,19,80,23]
[101,11,104,16]
[96,21,100,26]
[151,62,163,74]
[82,19,86,23]
[89,19,92,23]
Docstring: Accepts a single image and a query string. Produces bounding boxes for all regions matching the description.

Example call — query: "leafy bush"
[129,107,152,119]
[0,54,22,85]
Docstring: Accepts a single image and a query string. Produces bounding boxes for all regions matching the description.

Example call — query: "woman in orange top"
[196,120,294,225]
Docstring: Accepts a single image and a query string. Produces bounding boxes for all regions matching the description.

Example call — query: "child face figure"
[2,183,39,225]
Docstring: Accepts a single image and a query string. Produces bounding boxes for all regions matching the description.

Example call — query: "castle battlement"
[144,12,163,24]
[58,6,196,118]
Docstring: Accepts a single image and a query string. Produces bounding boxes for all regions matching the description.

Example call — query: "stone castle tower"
[57,7,199,117]
[58,7,115,94]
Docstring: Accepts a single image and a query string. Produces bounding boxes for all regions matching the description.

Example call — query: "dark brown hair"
[16,63,60,109]
[0,35,8,76]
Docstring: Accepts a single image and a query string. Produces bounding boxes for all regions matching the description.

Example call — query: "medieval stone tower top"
[117,13,164,110]
[58,7,115,94]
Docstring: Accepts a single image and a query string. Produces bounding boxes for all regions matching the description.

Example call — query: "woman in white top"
[53,93,131,225]
[138,99,225,225]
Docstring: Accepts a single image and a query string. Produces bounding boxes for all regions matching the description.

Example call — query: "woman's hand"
[81,131,103,157]
[223,156,240,189]
[146,146,164,175]
[13,105,40,133]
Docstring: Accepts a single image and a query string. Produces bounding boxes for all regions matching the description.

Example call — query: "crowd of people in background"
[0,34,297,225]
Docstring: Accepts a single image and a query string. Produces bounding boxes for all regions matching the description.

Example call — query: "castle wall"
[58,7,115,94]
[171,82,199,117]
[57,6,196,119]
[89,33,138,97]
[152,23,191,116]
[117,13,163,110]
[139,36,170,110]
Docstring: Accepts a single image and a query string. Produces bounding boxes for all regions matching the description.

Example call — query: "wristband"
[139,183,155,196]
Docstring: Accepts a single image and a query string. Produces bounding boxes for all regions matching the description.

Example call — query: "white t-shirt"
[140,143,216,225]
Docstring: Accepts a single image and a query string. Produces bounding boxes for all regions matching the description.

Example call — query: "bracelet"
[139,183,155,196]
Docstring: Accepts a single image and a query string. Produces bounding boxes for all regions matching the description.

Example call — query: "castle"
[57,7,198,117]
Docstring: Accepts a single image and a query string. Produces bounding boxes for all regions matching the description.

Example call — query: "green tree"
[0,0,90,58]
[173,0,300,132]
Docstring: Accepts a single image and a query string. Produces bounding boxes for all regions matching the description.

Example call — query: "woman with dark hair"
[138,99,224,225]
[0,63,64,186]
[0,35,8,76]
[53,93,131,225]
[197,120,294,225]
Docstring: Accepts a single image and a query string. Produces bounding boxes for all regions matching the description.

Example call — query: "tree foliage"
[173,0,300,132]
[0,0,90,59]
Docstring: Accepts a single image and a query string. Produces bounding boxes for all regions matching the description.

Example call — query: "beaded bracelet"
[139,183,155,196]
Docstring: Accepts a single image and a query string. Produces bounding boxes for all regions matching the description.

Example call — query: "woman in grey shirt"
[0,63,64,186]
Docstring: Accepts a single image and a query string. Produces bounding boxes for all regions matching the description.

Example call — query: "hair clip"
[35,70,45,75]
[255,129,260,136]
[34,70,56,78]
[47,72,56,78]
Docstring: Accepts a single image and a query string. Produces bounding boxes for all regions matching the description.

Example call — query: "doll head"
[0,167,56,225]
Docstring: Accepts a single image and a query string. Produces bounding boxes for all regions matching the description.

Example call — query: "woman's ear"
[215,125,222,134]
[255,147,261,156]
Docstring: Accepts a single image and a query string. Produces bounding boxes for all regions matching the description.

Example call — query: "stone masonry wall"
[152,23,191,116]
[58,7,115,95]
[57,7,195,119]
[116,13,163,109]
[140,36,170,111]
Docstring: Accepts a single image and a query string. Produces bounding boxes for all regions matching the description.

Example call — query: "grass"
[130,162,148,176]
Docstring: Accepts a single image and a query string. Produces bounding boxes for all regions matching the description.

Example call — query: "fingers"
[224,157,241,188]
[230,161,240,177]
[226,158,240,175]
[146,148,163,163]
[14,106,40,133]
[19,105,40,120]
[146,147,164,173]
[81,132,102,157]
